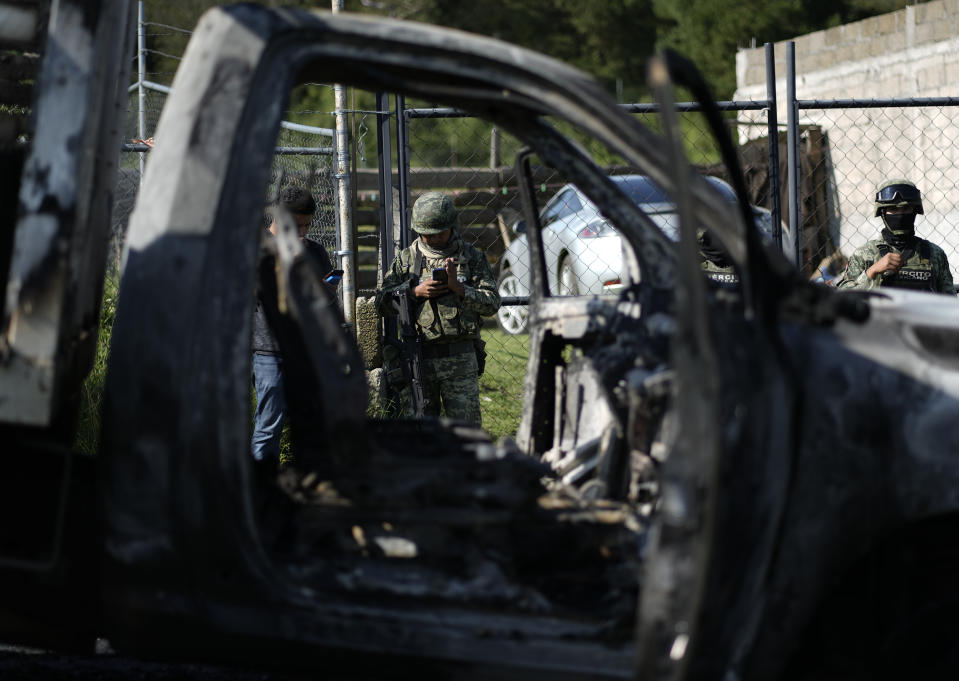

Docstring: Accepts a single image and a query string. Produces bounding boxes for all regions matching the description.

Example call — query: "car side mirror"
[512,219,527,235]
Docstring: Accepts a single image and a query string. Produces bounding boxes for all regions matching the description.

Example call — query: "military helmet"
[411,192,459,234]
[874,178,923,217]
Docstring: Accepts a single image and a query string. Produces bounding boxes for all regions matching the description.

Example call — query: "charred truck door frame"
[0,0,135,428]
[0,0,136,652]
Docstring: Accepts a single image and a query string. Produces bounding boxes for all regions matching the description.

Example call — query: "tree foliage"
[386,0,663,103]
[144,0,923,102]
[653,0,915,99]
[138,0,925,172]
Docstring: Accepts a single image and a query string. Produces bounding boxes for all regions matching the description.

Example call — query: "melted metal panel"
[0,0,134,427]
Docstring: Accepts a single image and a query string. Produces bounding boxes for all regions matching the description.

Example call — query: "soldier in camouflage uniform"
[375,192,500,425]
[839,179,955,294]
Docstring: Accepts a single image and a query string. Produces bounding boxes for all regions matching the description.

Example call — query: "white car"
[495,174,787,334]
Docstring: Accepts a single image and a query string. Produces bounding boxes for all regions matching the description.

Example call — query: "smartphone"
[432,268,448,284]
[324,269,344,284]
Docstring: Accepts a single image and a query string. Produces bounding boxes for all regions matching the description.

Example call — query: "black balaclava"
[698,231,730,266]
[880,210,917,251]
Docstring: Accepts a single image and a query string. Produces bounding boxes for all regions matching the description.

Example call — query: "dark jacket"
[252,237,333,354]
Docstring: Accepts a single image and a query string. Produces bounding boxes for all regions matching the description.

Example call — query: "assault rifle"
[387,287,430,417]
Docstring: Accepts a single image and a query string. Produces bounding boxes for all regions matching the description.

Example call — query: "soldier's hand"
[446,258,465,298]
[413,278,449,299]
[867,252,902,279]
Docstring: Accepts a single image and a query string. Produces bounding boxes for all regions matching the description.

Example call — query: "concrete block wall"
[734,0,959,272]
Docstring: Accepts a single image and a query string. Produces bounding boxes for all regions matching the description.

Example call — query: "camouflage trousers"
[395,349,481,425]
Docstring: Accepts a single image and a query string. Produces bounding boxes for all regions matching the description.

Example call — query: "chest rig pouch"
[701,259,740,288]
[878,241,934,291]
[406,241,479,341]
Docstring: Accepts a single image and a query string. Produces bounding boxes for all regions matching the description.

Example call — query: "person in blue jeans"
[251,186,336,469]
[251,352,288,463]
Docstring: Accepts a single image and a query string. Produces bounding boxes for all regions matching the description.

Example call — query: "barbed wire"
[143,21,193,35]
[142,48,183,62]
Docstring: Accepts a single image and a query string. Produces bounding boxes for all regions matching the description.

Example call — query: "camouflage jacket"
[375,236,500,342]
[837,237,955,295]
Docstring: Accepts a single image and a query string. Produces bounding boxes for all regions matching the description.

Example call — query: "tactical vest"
[876,240,935,292]
[701,259,740,288]
[402,239,481,342]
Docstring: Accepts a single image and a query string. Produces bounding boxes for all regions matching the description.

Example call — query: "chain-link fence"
[116,101,338,273]
[113,22,338,275]
[107,11,959,442]
[397,103,781,438]
[411,96,959,436]
[104,8,781,443]
[399,112,534,438]
[792,101,959,283]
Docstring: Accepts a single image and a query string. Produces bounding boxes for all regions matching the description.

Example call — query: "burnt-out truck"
[2,3,959,680]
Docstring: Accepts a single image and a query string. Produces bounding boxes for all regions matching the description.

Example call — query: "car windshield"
[704,175,738,203]
[612,175,672,206]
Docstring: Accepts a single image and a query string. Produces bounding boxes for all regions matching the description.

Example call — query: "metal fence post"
[765,42,782,253]
[137,0,146,180]
[786,41,802,268]
[331,0,355,328]
[376,92,395,276]
[396,95,412,251]
[490,126,500,169]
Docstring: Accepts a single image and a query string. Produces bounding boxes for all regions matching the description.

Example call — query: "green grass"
[74,274,118,454]
[478,327,530,441]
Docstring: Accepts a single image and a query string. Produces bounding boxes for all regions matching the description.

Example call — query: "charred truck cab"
[2,4,959,681]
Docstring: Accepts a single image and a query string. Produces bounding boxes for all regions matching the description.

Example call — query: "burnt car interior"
[4,5,959,681]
